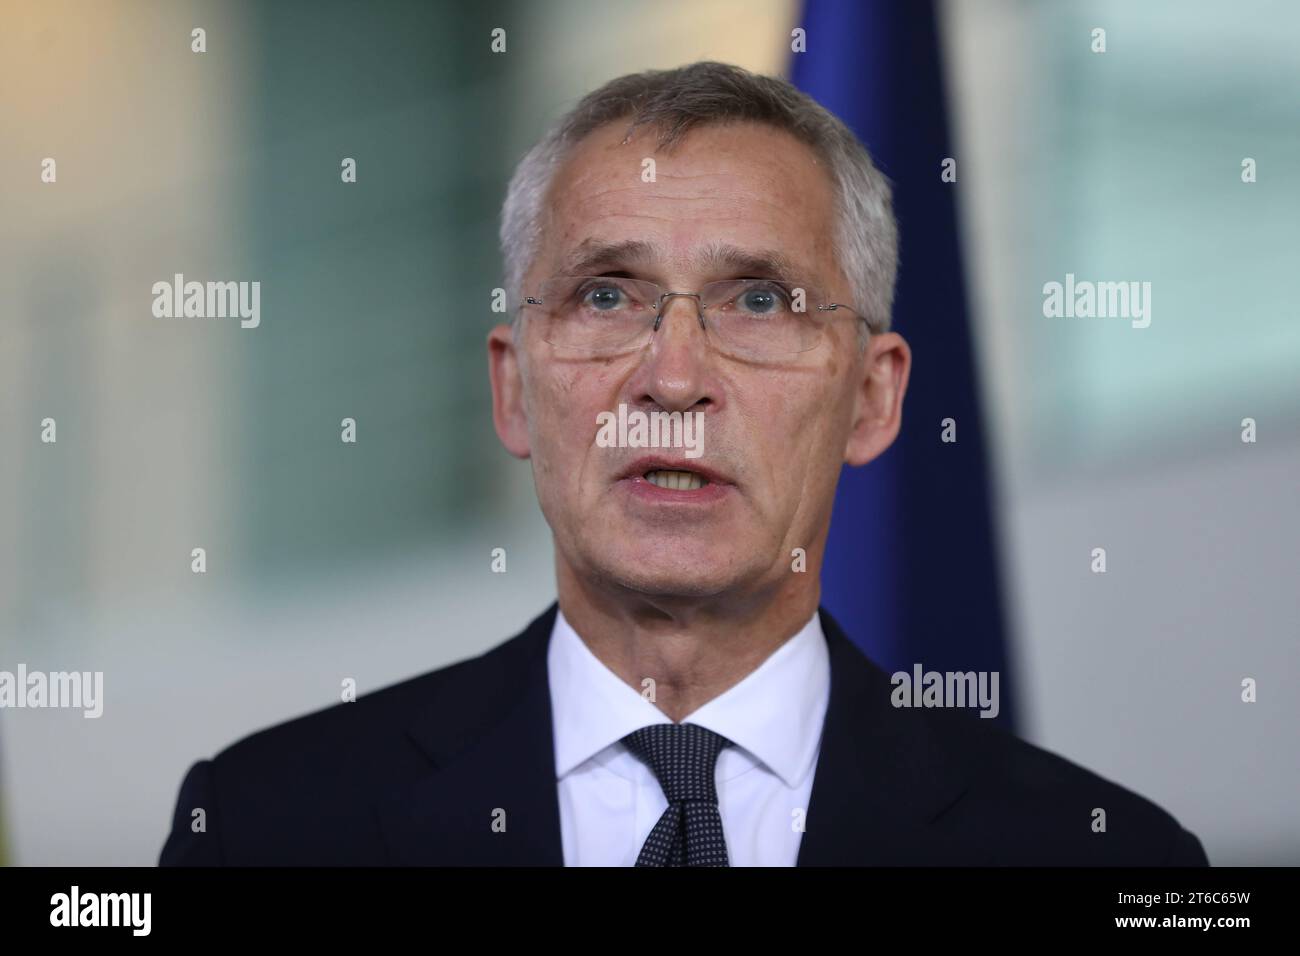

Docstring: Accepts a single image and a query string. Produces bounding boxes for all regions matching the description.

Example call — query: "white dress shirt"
[547,606,831,866]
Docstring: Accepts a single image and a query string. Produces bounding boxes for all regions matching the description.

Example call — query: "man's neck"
[556,564,820,723]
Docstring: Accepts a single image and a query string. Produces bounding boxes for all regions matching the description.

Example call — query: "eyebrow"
[558,238,803,283]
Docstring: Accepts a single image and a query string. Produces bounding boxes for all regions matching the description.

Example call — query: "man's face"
[489,120,908,605]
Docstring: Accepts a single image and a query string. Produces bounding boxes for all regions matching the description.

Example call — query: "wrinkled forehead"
[538,120,841,286]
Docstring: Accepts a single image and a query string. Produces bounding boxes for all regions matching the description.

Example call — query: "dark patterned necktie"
[621,723,733,867]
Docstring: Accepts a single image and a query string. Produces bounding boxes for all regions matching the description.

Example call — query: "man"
[160,61,1207,867]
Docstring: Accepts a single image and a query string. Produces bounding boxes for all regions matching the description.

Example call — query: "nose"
[652,292,707,336]
[633,292,715,413]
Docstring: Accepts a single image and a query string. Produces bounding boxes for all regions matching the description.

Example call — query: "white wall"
[942,0,1300,864]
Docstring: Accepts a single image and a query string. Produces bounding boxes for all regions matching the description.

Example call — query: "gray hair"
[499,60,898,348]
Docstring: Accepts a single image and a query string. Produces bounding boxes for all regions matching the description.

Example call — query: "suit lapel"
[375,602,974,866]
[376,604,564,865]
[796,608,972,865]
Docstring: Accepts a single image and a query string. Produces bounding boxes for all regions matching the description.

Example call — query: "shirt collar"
[548,606,829,789]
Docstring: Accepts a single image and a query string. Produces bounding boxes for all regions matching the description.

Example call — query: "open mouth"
[643,469,709,491]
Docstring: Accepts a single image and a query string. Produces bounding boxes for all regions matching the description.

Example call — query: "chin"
[592,547,748,599]
[613,571,736,600]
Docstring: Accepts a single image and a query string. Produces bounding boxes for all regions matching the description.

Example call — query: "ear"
[488,322,532,459]
[843,331,911,467]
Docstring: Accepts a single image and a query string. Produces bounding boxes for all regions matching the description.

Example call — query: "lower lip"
[618,475,731,505]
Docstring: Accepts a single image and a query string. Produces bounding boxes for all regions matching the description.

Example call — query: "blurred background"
[1,0,1296,865]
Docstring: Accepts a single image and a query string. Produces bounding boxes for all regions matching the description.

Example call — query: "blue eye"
[738,283,790,314]
[585,285,624,310]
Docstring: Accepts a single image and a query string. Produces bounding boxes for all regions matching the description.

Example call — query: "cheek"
[531,367,619,478]
[769,373,837,441]
[765,377,845,493]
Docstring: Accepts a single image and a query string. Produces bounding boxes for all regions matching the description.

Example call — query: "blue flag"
[792,0,1018,730]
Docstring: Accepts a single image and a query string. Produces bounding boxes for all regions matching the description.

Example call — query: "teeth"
[645,469,707,491]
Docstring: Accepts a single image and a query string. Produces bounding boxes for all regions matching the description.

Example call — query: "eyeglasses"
[520,275,865,361]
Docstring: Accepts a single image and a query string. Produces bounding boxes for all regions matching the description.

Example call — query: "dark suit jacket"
[159,603,1208,865]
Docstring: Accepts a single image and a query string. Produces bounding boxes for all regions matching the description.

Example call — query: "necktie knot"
[621,722,733,865]
[621,722,732,806]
